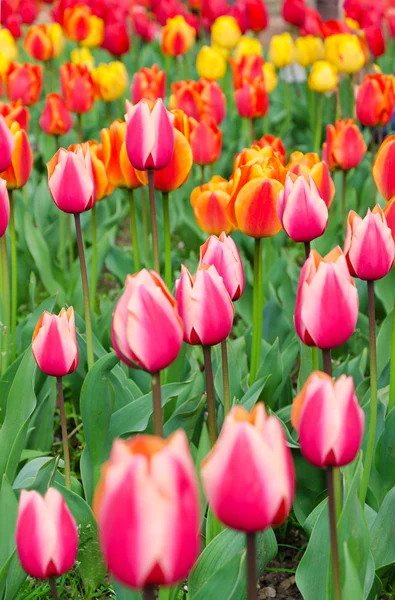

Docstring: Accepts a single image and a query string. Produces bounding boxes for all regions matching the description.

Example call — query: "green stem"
[360,280,378,505]
[341,170,347,229]
[327,467,342,600]
[304,241,311,261]
[49,578,59,600]
[148,171,160,274]
[203,346,217,447]
[349,74,354,118]
[246,532,257,600]
[74,214,94,370]
[57,377,70,489]
[67,214,74,272]
[221,338,230,416]
[47,59,54,95]
[141,187,149,260]
[314,93,323,153]
[162,192,171,289]
[249,118,256,144]
[284,81,292,132]
[388,297,395,413]
[0,236,10,375]
[59,211,66,273]
[9,190,17,362]
[77,113,83,144]
[151,372,163,437]
[250,238,263,384]
[200,164,205,186]
[91,204,97,309]
[311,346,319,371]
[129,189,140,272]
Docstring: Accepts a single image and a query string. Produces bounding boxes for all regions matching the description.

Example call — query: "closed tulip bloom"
[125,99,175,171]
[291,372,364,468]
[356,74,395,127]
[277,173,328,243]
[60,63,95,114]
[295,35,324,67]
[232,177,283,238]
[268,33,295,68]
[324,33,365,74]
[201,404,295,532]
[199,232,244,300]
[70,47,95,70]
[81,16,105,49]
[244,0,269,32]
[211,16,242,49]
[131,65,166,104]
[101,18,130,57]
[295,247,359,349]
[262,62,278,93]
[191,177,235,235]
[6,62,42,105]
[39,93,73,137]
[0,122,33,189]
[0,114,15,172]
[189,118,222,166]
[23,23,64,61]
[196,46,227,80]
[344,206,395,280]
[364,23,385,58]
[256,135,286,165]
[112,270,183,373]
[63,5,92,42]
[0,29,18,62]
[161,15,196,57]
[323,119,367,171]
[101,120,141,189]
[282,0,307,27]
[169,79,226,124]
[287,151,335,207]
[308,61,338,93]
[231,55,265,89]
[92,62,128,102]
[32,307,78,377]
[16,488,78,579]
[0,179,10,237]
[47,145,95,213]
[93,431,200,588]
[234,36,262,60]
[235,77,269,119]
[373,135,395,201]
[176,265,234,346]
[0,100,30,131]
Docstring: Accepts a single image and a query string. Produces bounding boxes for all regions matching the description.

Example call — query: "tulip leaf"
[239,377,269,411]
[0,476,26,600]
[163,393,206,439]
[113,582,142,599]
[374,407,395,503]
[377,310,393,377]
[370,486,395,569]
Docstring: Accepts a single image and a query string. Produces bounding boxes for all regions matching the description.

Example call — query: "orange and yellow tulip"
[231,177,283,238]
[23,24,64,62]
[161,15,196,57]
[6,62,42,106]
[191,177,235,235]
[287,151,335,207]
[0,100,30,131]
[0,121,33,189]
[100,120,142,190]
[323,119,367,171]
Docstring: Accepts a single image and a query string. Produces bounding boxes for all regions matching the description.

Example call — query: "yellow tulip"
[308,60,338,93]
[80,15,105,48]
[92,62,128,102]
[48,23,65,58]
[196,45,227,80]
[268,32,295,69]
[70,47,95,69]
[345,18,360,31]
[234,36,262,60]
[0,52,9,79]
[324,33,365,74]
[0,29,18,62]
[211,16,242,50]
[295,36,324,67]
[262,62,278,93]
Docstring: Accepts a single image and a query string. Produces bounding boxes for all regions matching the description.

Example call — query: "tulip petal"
[49,151,94,213]
[32,314,78,377]
[125,101,155,171]
[44,488,78,576]
[149,99,175,170]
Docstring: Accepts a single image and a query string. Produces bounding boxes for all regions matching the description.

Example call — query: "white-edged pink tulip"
[199,232,244,300]
[0,178,10,237]
[0,115,15,172]
[32,307,78,377]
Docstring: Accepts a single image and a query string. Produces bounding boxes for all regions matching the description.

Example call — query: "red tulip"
[356,74,395,127]
[199,232,244,300]
[131,8,159,42]
[235,77,269,119]
[243,0,269,32]
[189,117,222,166]
[364,23,386,57]
[0,179,10,237]
[101,18,130,56]
[170,79,226,125]
[201,404,295,531]
[47,145,95,213]
[60,63,95,114]
[131,65,166,104]
[6,62,43,106]
[291,372,364,468]
[300,7,323,36]
[39,93,73,137]
[32,307,79,377]
[323,119,367,171]
[295,247,359,349]
[0,114,15,172]
[231,55,265,90]
[281,0,306,27]
[176,265,234,346]
[388,8,395,37]
[16,488,78,578]
[0,100,30,131]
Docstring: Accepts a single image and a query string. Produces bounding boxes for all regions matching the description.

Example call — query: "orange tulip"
[169,79,226,124]
[60,63,95,114]
[131,64,166,104]
[161,15,196,57]
[6,62,43,106]
[231,177,283,238]
[373,135,395,201]
[322,118,367,171]
[287,151,335,208]
[234,76,269,119]
[63,6,92,42]
[100,120,142,190]
[39,93,73,137]
[0,100,30,131]
[189,117,222,166]
[23,24,64,62]
[255,135,286,165]
[191,177,235,235]
[356,74,395,127]
[0,121,33,189]
[230,55,266,89]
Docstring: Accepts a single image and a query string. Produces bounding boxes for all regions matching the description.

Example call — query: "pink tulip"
[0,115,15,172]
[47,145,95,213]
[277,173,328,243]
[199,232,245,300]
[125,99,175,171]
[32,307,78,377]
[0,178,10,237]
[344,206,395,281]
[176,265,234,346]
[295,247,359,349]
[201,404,295,532]
[291,371,364,468]
[93,431,200,588]
[16,488,78,578]
[112,269,184,373]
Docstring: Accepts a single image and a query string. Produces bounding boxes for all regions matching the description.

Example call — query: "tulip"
[0,180,10,238]
[191,177,235,235]
[39,93,73,137]
[323,119,367,171]
[364,23,385,58]
[356,74,395,127]
[23,23,64,61]
[60,63,95,114]
[232,177,283,238]
[243,0,269,32]
[81,16,105,48]
[6,62,42,105]
[308,60,338,93]
[231,55,265,89]
[344,206,394,281]
[282,0,307,27]
[0,114,15,172]
[324,33,365,74]
[169,79,226,124]
[211,15,242,49]
[234,77,269,121]
[47,145,95,214]
[92,62,128,102]
[196,46,227,80]
[0,100,30,131]
[256,134,286,165]
[131,8,159,42]
[268,33,295,68]
[70,47,95,70]
[131,65,166,104]
[287,151,335,208]
[199,232,244,301]
[234,36,262,60]
[161,15,196,57]
[262,62,278,93]
[291,372,364,468]
[189,118,222,166]
[16,488,78,579]
[277,173,328,244]
[85,141,113,202]
[0,121,33,189]
[295,35,324,67]
[101,18,130,57]
[295,247,359,349]
[373,135,395,201]
[32,307,78,377]
[63,6,92,42]
[0,178,10,373]
[0,28,18,62]
[101,120,141,190]
[93,432,200,588]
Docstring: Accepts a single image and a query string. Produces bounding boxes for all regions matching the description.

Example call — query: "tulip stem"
[91,204,98,310]
[314,93,323,153]
[143,586,155,600]
[141,187,149,260]
[57,377,71,489]
[148,170,160,274]
[327,467,342,600]
[203,346,217,447]
[74,214,94,370]
[152,372,163,437]
[246,532,257,600]
[341,171,347,229]
[311,347,319,371]
[200,165,205,186]
[67,214,74,272]
[250,238,263,385]
[77,113,83,144]
[322,348,332,377]
[249,118,256,144]
[304,241,311,261]
[284,81,292,134]
[48,577,59,600]
[360,280,378,506]
[162,192,172,289]
[388,298,395,413]
[59,212,66,274]
[0,236,10,375]
[9,190,17,362]
[221,339,231,417]
[129,189,140,273]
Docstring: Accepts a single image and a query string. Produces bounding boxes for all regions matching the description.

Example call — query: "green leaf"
[113,582,142,599]
[369,486,395,569]
[377,310,393,377]
[256,339,283,406]
[239,377,269,411]
[164,394,206,439]
[0,476,25,600]
[374,406,395,503]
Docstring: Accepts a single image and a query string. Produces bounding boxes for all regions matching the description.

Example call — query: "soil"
[258,527,304,599]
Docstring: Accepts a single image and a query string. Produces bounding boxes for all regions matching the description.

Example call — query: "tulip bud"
[16,488,78,578]
[234,77,269,120]
[23,23,64,61]
[94,432,200,588]
[199,233,244,300]
[131,65,166,104]
[232,177,283,238]
[282,0,307,27]
[356,74,395,128]
[0,121,33,189]
[291,372,364,468]
[125,99,175,171]
[295,35,324,67]
[308,60,338,93]
[189,118,222,166]
[234,36,263,60]
[6,62,43,105]
[211,15,241,49]
[32,307,78,377]
[60,63,95,114]
[191,177,235,235]
[92,62,128,102]
[63,5,92,42]
[373,135,395,201]
[230,55,265,89]
[176,265,234,346]
[102,18,130,57]
[201,404,295,531]
[364,23,385,58]
[100,120,141,190]
[295,247,359,349]
[287,151,335,208]
[277,173,328,243]
[323,119,367,171]
[324,33,365,74]
[244,0,269,32]
[169,79,226,124]
[39,93,73,137]
[0,114,15,172]
[344,206,395,281]
[268,32,295,68]
[47,145,95,213]
[0,179,10,237]
[161,15,196,57]
[196,46,227,81]
[112,269,183,373]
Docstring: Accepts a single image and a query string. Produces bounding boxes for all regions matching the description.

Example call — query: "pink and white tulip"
[201,404,295,532]
[16,488,78,579]
[125,99,175,171]
[0,178,10,237]
[47,145,95,214]
[176,265,234,346]
[199,232,245,301]
[277,173,328,243]
[32,307,78,377]
[294,247,359,349]
[112,269,184,373]
[344,206,395,281]
[0,115,15,172]
[291,371,364,468]
[93,431,200,588]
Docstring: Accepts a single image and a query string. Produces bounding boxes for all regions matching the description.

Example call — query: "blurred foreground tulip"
[161,15,196,57]
[373,135,395,201]
[0,115,15,172]
[0,180,10,238]
[356,74,395,127]
[101,18,130,57]
[32,307,78,377]
[323,119,367,171]
[196,45,227,80]
[0,29,18,62]
[6,62,42,105]
[199,232,244,301]
[191,177,234,235]
[308,60,338,93]
[63,5,92,42]
[24,23,64,61]
[211,15,242,49]
[282,0,307,27]
[131,65,166,104]
[92,62,128,102]
[60,63,95,114]
[94,432,200,588]
[47,145,95,213]
[234,36,262,60]
[39,93,73,137]
[0,121,33,189]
